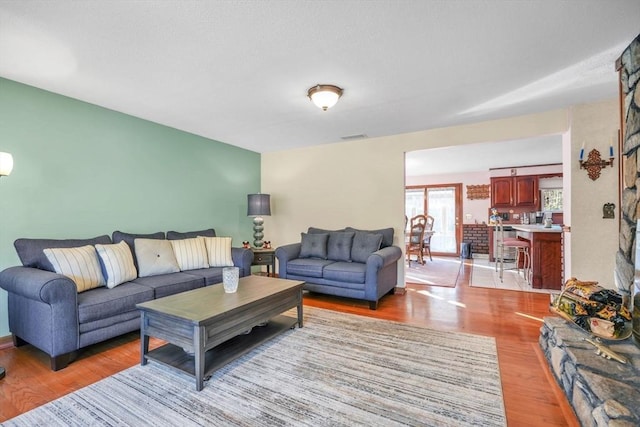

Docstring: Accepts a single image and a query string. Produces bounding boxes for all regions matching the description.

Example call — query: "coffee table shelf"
[137,276,304,391]
[145,314,297,378]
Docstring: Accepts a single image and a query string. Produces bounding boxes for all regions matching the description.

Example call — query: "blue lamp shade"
[247,194,271,248]
[247,194,271,217]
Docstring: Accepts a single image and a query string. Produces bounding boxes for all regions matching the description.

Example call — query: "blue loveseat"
[0,228,253,371]
[275,227,402,309]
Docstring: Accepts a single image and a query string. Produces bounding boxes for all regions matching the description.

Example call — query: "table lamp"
[247,194,271,248]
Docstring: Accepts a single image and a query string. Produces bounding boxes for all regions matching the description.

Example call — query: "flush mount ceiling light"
[307,84,343,111]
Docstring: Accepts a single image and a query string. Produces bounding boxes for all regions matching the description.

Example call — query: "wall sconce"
[579,140,614,181]
[247,193,271,248]
[0,152,14,177]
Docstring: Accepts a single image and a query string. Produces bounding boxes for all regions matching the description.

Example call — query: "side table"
[251,248,276,276]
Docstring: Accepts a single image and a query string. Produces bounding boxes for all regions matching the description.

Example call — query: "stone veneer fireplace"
[616,34,640,312]
[539,34,640,427]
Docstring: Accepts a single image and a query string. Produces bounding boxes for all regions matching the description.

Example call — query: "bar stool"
[495,219,531,284]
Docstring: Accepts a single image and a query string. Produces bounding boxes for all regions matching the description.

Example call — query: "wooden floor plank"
[0,259,577,425]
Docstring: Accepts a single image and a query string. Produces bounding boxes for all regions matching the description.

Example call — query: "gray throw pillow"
[134,238,180,277]
[112,230,165,270]
[327,232,355,262]
[345,227,394,248]
[299,232,329,259]
[350,232,383,263]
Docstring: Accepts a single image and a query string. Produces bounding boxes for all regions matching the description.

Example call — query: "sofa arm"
[231,247,254,277]
[364,246,402,302]
[366,246,402,270]
[0,266,78,304]
[0,266,79,358]
[275,243,302,279]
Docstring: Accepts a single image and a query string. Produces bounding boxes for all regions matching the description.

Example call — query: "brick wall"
[462,224,489,254]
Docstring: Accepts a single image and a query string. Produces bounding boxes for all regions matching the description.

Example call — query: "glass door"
[426,186,459,254]
[405,184,462,255]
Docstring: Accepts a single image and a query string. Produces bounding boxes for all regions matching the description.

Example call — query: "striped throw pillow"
[43,245,106,292]
[95,241,138,288]
[201,236,234,267]
[170,237,210,271]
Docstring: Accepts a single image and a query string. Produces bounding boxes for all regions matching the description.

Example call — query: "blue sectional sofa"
[0,228,253,371]
[275,227,402,309]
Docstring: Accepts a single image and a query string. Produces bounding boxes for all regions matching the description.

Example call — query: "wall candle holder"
[579,148,614,181]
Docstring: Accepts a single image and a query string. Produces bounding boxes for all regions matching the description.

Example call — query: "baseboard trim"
[394,287,407,295]
[0,334,13,350]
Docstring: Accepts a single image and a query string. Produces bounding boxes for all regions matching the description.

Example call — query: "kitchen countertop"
[511,224,563,233]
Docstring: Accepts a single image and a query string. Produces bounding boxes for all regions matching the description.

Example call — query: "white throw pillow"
[95,241,138,288]
[200,236,234,267]
[170,237,210,271]
[134,238,180,277]
[43,245,106,292]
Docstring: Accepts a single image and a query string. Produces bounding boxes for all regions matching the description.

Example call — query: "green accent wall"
[0,78,261,336]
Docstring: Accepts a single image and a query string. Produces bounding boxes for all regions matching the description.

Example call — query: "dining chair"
[406,220,426,266]
[422,215,435,261]
[494,218,530,283]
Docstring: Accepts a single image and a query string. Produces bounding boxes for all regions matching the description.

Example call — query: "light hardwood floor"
[0,259,578,425]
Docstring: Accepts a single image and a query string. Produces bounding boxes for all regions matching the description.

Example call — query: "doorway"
[405,183,462,256]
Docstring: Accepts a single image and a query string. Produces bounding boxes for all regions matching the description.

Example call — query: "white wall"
[569,99,619,288]
[562,130,572,279]
[262,108,573,287]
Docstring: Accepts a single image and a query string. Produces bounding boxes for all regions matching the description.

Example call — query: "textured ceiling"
[0,1,638,157]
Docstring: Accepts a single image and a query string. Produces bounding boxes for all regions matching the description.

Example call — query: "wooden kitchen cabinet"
[490,176,539,209]
[491,177,513,207]
[514,226,563,290]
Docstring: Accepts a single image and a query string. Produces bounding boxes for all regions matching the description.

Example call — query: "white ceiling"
[0,1,638,157]
[405,135,563,176]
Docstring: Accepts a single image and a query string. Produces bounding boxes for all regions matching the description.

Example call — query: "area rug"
[405,256,462,287]
[3,307,506,427]
[469,256,555,294]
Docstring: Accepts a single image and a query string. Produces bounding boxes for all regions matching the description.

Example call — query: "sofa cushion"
[323,262,367,284]
[112,231,165,270]
[350,232,383,263]
[43,245,106,292]
[166,228,216,240]
[95,241,138,288]
[200,236,234,267]
[133,272,205,299]
[327,231,355,262]
[14,235,112,271]
[308,227,346,234]
[170,237,210,271]
[345,227,394,248]
[134,238,180,277]
[299,233,328,259]
[287,258,335,278]
[183,267,226,286]
[77,282,154,324]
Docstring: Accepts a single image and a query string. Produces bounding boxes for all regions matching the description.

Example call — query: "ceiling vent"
[341,134,368,140]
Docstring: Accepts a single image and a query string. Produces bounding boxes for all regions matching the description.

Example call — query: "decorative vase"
[222,267,240,293]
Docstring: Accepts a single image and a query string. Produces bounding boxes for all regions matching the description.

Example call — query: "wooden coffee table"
[137,275,304,391]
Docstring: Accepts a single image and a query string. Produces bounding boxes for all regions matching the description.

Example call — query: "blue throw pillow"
[327,231,355,262]
[350,232,383,263]
[299,232,329,259]
[345,227,394,248]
